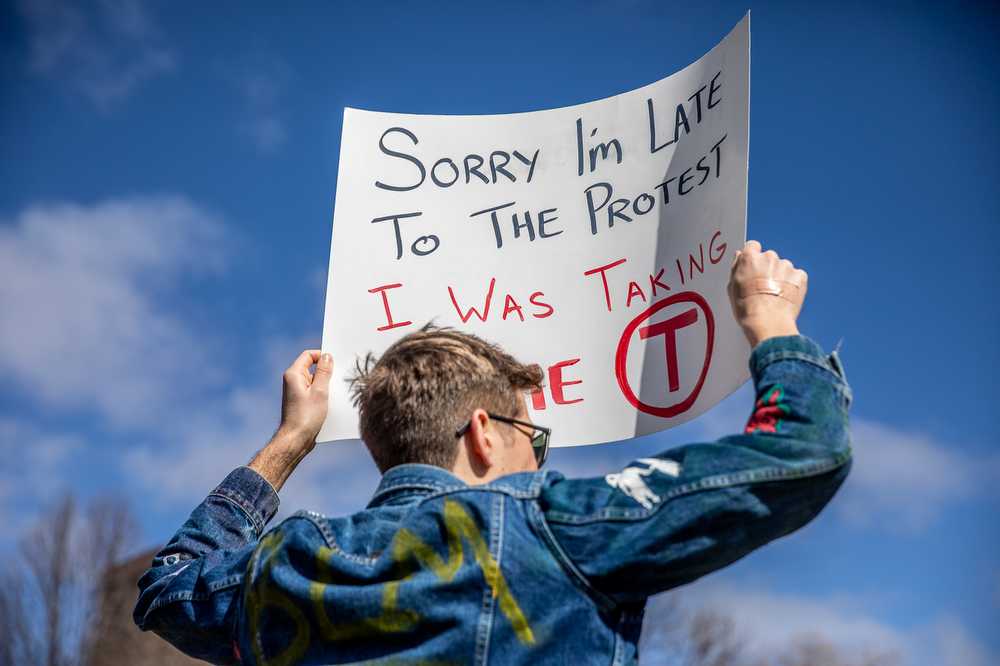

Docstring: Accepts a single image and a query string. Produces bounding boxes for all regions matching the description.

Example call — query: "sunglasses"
[455,413,551,468]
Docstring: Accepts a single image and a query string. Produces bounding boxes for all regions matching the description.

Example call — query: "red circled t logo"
[614,291,715,418]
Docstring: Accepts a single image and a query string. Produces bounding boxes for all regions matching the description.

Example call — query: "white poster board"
[320,15,750,447]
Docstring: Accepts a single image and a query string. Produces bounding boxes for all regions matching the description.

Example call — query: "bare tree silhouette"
[641,594,902,666]
[0,494,138,666]
[776,634,901,666]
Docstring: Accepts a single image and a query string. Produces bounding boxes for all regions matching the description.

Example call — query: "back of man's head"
[349,324,543,473]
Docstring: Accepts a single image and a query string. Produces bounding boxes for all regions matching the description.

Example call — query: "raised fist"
[727,240,807,347]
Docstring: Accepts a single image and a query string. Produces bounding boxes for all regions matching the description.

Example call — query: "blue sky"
[1,1,997,664]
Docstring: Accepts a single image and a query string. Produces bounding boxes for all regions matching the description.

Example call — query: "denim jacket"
[134,335,852,665]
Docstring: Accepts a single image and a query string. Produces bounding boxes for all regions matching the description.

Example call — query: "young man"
[134,241,852,665]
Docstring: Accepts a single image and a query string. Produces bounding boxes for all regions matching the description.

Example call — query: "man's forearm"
[248,428,314,492]
[743,315,800,348]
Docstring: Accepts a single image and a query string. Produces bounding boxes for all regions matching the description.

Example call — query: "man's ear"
[465,408,499,470]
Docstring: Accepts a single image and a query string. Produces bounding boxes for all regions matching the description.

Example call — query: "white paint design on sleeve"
[161,562,191,581]
[604,458,682,509]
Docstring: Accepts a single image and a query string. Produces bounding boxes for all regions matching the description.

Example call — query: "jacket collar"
[367,463,468,508]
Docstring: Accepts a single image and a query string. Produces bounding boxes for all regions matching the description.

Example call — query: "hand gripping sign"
[319,15,750,447]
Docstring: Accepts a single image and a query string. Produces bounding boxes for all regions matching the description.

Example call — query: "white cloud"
[838,418,999,533]
[221,55,291,152]
[245,115,288,152]
[551,380,999,536]
[0,196,228,428]
[700,397,1000,534]
[659,580,997,666]
[701,388,1000,534]
[17,0,175,108]
[121,334,383,520]
[122,335,298,501]
[917,615,996,666]
[676,581,904,659]
[0,419,82,537]
[0,195,361,526]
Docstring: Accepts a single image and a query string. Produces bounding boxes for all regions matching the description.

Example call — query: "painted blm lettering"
[246,500,535,665]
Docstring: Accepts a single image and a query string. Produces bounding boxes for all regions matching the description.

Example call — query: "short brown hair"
[348,324,543,473]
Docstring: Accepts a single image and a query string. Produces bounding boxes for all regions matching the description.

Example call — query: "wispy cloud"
[550,380,1000,536]
[0,193,369,546]
[121,335,297,500]
[0,419,81,536]
[0,196,228,428]
[837,418,1000,533]
[16,0,175,109]
[922,615,998,666]
[675,581,903,659]
[696,387,1000,534]
[0,192,362,536]
[221,55,292,153]
[121,333,382,519]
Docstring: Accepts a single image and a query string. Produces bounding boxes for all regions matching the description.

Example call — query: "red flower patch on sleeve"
[745,385,790,434]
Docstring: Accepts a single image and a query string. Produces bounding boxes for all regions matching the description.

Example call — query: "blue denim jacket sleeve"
[538,335,852,607]
[133,466,279,664]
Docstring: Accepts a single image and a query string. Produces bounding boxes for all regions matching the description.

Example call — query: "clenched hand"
[727,240,807,347]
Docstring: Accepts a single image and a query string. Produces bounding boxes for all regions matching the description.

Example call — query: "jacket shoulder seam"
[414,485,540,507]
[290,511,381,566]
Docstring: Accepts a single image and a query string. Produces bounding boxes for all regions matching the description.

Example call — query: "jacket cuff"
[748,335,846,384]
[207,467,280,535]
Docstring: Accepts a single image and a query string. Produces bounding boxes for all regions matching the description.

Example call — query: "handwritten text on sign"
[320,16,750,446]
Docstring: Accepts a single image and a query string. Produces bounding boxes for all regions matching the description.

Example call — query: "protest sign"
[319,15,750,446]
